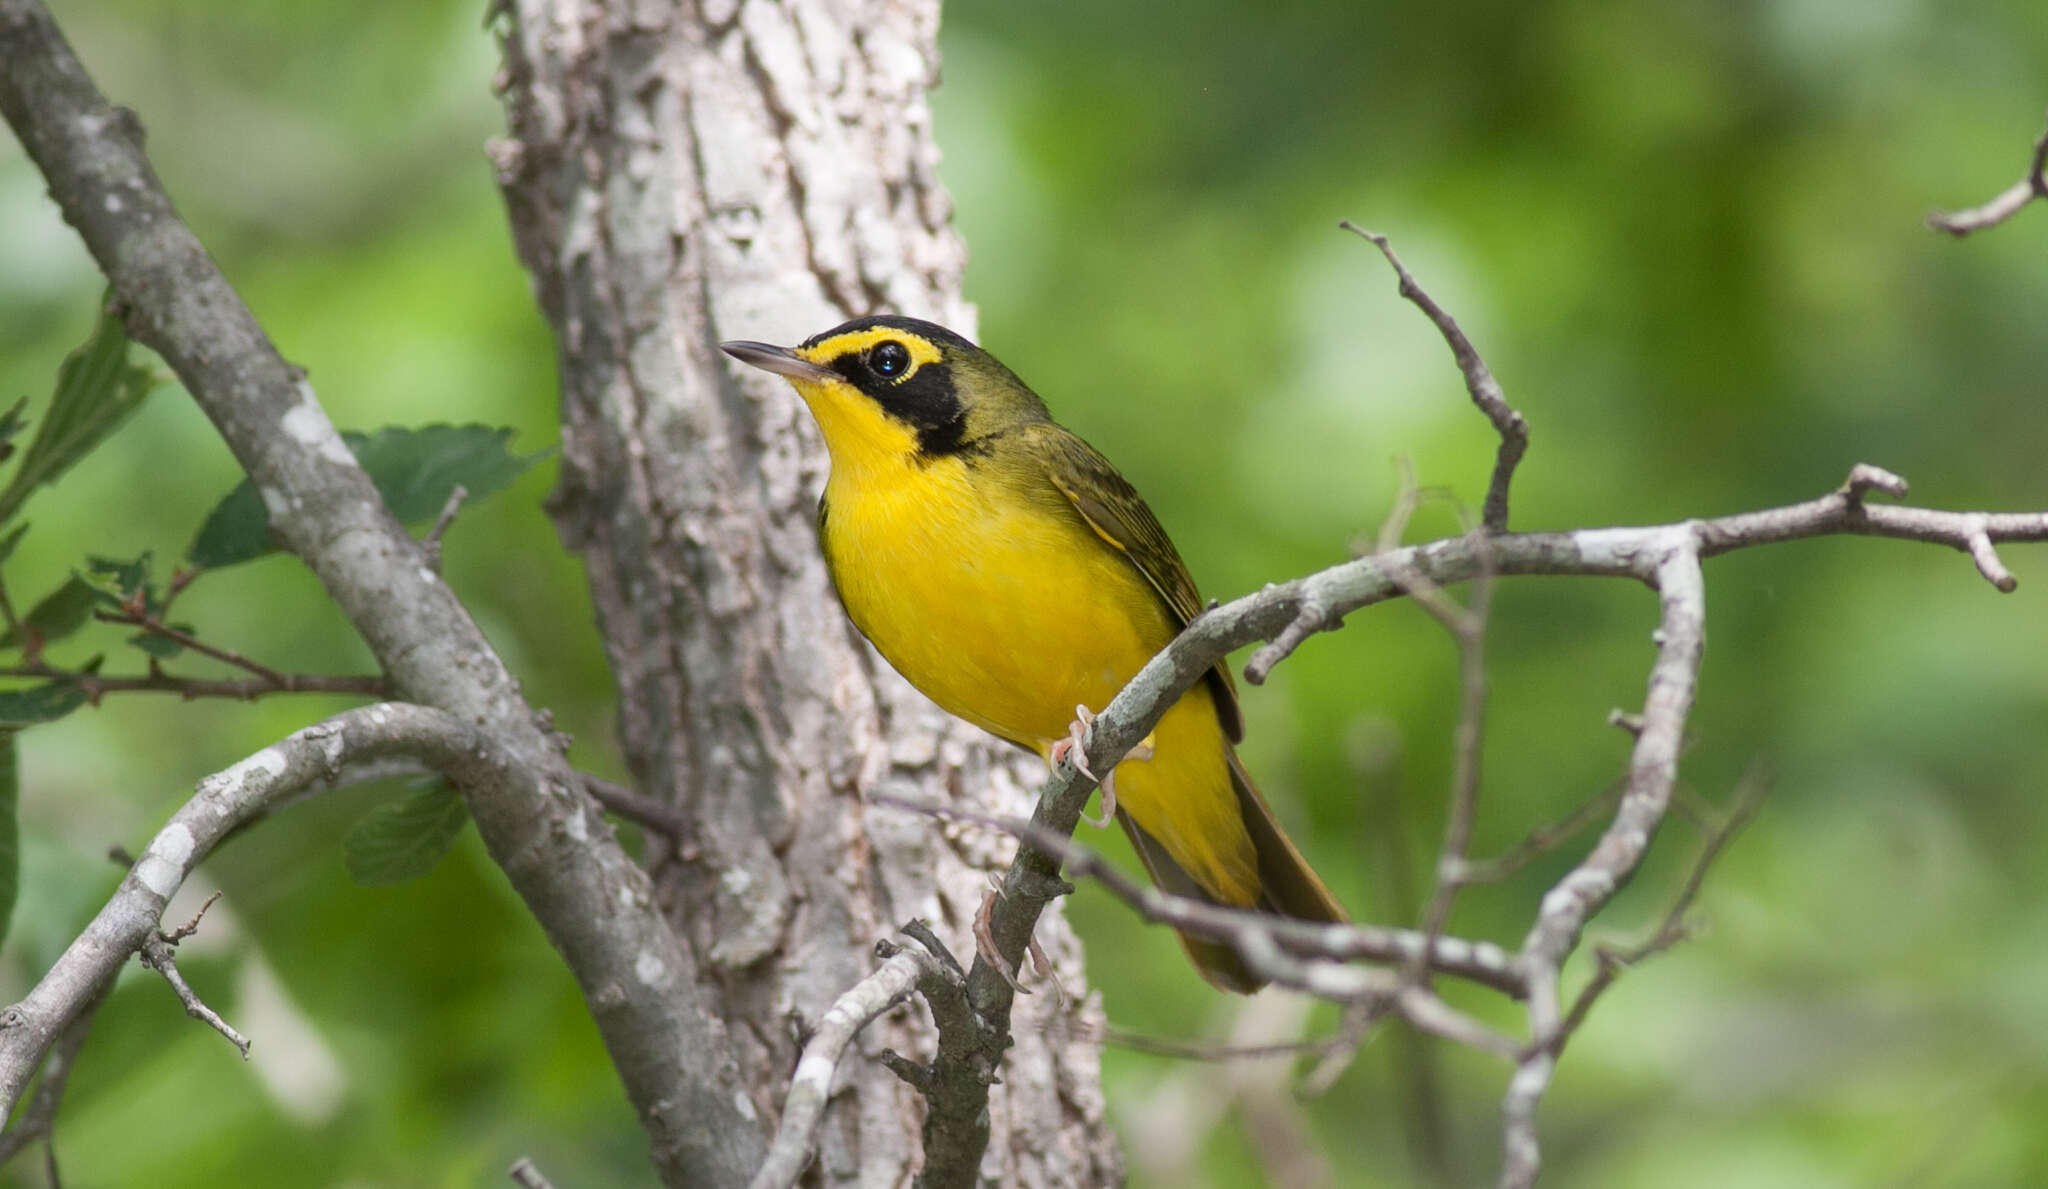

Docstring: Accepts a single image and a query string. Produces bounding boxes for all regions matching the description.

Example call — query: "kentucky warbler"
[722,316,1345,991]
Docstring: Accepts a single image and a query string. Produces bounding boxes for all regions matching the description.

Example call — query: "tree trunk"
[491,1,1120,1183]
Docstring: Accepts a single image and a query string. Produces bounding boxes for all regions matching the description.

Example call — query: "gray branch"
[0,4,765,1180]
[914,462,2044,1184]
[0,704,495,1112]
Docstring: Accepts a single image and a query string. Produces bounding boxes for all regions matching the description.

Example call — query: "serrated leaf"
[0,682,85,727]
[79,552,153,606]
[343,782,469,887]
[0,302,158,526]
[351,424,547,523]
[7,576,100,648]
[187,424,548,569]
[0,735,17,951]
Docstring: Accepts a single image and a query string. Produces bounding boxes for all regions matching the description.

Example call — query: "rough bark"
[490,1,1119,1184]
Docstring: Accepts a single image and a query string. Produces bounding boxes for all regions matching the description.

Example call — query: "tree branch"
[0,704,496,1113]
[0,974,110,1173]
[875,794,1527,998]
[888,460,2043,1182]
[0,4,766,1180]
[1498,531,1704,1189]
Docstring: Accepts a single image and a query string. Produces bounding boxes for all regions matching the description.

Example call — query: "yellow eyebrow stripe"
[795,327,945,382]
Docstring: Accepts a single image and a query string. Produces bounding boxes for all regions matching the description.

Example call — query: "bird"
[721,315,1346,991]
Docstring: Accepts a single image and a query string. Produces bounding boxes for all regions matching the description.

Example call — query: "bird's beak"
[720,340,839,384]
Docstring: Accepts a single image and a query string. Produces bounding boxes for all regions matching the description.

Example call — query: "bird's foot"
[1048,704,1101,784]
[1051,705,1125,829]
[974,877,1029,994]
[1050,706,1159,830]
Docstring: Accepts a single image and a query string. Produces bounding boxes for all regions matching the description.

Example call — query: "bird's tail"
[1116,751,1346,992]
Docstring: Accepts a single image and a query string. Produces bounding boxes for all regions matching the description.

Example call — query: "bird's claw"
[973,880,1028,994]
[1048,705,1100,783]
[1051,705,1121,829]
[1050,706,1160,831]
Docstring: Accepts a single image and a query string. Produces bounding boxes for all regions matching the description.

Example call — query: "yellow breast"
[822,454,1173,747]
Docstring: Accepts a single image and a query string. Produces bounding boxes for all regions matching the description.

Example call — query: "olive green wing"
[1031,423,1244,743]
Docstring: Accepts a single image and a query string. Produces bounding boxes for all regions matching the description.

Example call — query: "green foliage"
[9,575,98,647]
[0,681,88,728]
[188,424,548,569]
[0,302,158,527]
[341,782,471,887]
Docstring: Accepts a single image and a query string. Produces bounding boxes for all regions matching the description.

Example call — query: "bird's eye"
[869,341,911,379]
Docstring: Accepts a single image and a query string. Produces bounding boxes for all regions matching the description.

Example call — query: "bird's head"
[722,316,1049,470]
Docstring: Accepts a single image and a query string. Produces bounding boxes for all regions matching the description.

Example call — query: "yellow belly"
[822,456,1259,904]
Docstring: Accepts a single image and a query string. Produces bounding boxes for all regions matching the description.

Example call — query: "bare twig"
[1456,781,1625,885]
[1554,763,1771,1047]
[1342,223,1529,531]
[752,946,932,1189]
[508,1157,557,1189]
[95,608,293,685]
[136,891,246,1056]
[872,794,1528,999]
[1927,109,2048,236]
[580,774,693,842]
[1098,1027,1347,1063]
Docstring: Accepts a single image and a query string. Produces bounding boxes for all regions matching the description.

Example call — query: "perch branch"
[891,462,2042,1184]
[874,793,1528,998]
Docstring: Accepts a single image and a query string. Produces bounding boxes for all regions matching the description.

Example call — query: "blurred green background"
[4,0,2046,1185]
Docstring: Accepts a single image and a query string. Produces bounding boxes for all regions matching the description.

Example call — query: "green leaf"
[352,424,547,523]
[0,302,159,527]
[0,682,86,727]
[187,424,548,569]
[9,576,101,647]
[186,482,269,570]
[0,735,17,951]
[79,552,153,607]
[343,782,470,887]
